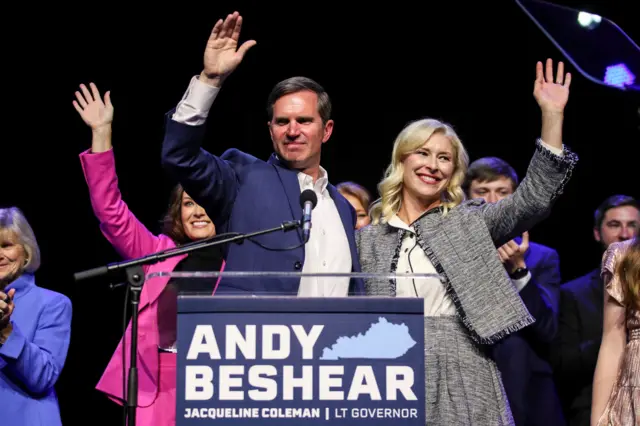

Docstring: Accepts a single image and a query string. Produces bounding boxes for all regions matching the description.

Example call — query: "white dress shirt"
[295,169,352,297]
[172,76,353,297]
[388,214,457,316]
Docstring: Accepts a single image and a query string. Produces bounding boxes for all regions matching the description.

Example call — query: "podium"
[145,271,442,425]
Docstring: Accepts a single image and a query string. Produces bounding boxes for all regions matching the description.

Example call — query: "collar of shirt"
[388,214,415,234]
[4,272,36,301]
[297,166,329,195]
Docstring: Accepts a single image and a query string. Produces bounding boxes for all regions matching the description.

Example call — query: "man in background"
[464,156,565,426]
[552,195,639,426]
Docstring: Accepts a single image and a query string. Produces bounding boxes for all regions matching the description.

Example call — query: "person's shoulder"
[34,286,72,330]
[31,284,72,314]
[452,198,486,215]
[528,241,559,259]
[601,239,634,277]
[18,285,73,330]
[356,222,374,235]
[356,221,393,242]
[460,198,486,208]
[603,239,633,262]
[560,269,599,294]
[355,222,396,265]
[436,199,486,226]
[42,288,71,308]
[220,148,264,167]
[157,234,178,249]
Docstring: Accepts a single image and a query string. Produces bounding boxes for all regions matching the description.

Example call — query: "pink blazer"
[80,148,224,407]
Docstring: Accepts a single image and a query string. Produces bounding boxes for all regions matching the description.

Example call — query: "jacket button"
[294,261,302,270]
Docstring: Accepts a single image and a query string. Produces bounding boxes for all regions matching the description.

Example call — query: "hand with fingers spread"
[200,11,257,87]
[534,58,571,114]
[497,232,529,275]
[73,82,113,153]
[534,59,570,151]
[73,83,113,130]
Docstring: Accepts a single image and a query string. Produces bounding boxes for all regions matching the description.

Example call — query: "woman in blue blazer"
[0,207,72,426]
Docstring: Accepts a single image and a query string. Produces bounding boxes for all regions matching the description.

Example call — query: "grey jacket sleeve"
[479,140,578,247]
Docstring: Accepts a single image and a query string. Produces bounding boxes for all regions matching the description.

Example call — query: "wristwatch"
[510,267,529,280]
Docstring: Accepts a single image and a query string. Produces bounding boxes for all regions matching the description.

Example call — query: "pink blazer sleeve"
[79,148,162,260]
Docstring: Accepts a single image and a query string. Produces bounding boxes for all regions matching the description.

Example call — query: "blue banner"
[177,297,425,425]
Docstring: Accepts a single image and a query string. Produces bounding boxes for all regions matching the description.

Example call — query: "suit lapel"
[268,154,304,244]
[140,253,188,310]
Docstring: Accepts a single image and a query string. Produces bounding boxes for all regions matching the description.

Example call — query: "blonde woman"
[356,59,577,424]
[0,207,72,426]
[591,236,639,426]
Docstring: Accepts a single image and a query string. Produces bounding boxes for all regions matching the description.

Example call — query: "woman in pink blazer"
[73,82,224,426]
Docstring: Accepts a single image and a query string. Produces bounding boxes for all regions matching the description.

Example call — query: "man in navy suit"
[161,11,364,296]
[552,195,639,426]
[463,157,565,426]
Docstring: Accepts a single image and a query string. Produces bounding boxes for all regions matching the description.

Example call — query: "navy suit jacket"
[161,111,365,296]
[492,241,565,426]
[551,269,603,426]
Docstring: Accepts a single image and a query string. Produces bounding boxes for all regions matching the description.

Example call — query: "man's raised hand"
[201,11,257,87]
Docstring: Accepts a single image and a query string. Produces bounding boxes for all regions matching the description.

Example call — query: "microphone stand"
[74,219,301,426]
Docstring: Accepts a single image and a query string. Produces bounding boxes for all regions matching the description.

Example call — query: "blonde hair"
[370,118,469,224]
[617,237,640,315]
[0,207,41,273]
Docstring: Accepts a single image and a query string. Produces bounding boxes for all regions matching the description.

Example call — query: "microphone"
[299,189,318,243]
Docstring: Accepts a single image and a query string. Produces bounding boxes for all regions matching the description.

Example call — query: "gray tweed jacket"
[356,140,578,344]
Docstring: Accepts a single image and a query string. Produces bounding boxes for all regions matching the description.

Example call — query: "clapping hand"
[498,232,529,275]
[0,288,15,326]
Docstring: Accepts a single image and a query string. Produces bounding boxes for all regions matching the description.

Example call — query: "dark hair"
[461,156,519,196]
[266,76,332,124]
[161,184,189,244]
[594,195,639,231]
[337,181,372,210]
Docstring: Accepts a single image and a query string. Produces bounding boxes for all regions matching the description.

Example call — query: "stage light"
[603,63,636,88]
[577,11,602,30]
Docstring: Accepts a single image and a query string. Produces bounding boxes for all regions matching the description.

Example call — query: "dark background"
[3,1,639,424]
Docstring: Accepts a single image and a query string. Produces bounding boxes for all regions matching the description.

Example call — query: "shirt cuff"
[512,271,532,293]
[172,75,221,126]
[538,139,564,156]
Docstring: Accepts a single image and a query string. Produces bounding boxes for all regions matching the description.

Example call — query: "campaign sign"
[176,296,425,425]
